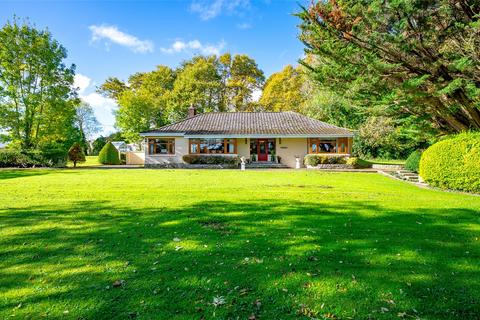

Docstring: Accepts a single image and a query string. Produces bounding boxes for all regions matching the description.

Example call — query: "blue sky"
[1,0,306,137]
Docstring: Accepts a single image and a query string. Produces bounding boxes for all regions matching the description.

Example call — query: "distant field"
[1,169,479,319]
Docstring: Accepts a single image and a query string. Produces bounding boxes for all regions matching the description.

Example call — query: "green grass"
[68,155,101,167]
[1,169,479,319]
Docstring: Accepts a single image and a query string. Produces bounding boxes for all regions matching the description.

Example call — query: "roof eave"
[140,133,354,138]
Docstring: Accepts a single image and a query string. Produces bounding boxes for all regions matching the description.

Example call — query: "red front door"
[257,139,268,161]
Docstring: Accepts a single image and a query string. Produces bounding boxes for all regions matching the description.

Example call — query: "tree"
[68,142,85,168]
[98,141,120,165]
[220,54,265,111]
[91,136,107,156]
[75,101,101,152]
[99,54,266,142]
[0,18,77,149]
[260,65,309,112]
[99,65,176,142]
[298,0,480,133]
[168,56,222,121]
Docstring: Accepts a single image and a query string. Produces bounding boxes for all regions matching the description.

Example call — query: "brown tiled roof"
[141,112,353,136]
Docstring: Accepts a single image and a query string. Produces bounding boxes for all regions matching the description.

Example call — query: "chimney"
[188,104,197,118]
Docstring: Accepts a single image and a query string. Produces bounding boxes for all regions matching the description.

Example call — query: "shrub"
[98,142,120,165]
[40,149,68,167]
[0,150,31,168]
[346,157,372,169]
[304,154,346,166]
[68,142,86,168]
[0,149,67,168]
[405,150,422,173]
[182,154,239,165]
[419,132,480,193]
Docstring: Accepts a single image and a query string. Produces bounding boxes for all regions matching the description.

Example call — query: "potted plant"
[271,150,277,163]
[251,153,256,162]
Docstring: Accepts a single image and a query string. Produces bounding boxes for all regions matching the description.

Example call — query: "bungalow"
[140,106,354,168]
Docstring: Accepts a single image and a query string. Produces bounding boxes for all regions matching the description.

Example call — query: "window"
[148,138,175,155]
[189,138,237,154]
[308,138,337,154]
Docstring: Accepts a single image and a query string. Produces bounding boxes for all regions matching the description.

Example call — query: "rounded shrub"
[419,132,480,193]
[98,142,120,165]
[405,150,422,173]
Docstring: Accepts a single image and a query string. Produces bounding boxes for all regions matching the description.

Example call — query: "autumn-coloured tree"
[68,142,85,168]
[260,65,310,112]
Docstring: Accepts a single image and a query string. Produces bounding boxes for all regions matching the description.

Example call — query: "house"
[111,141,137,153]
[140,106,354,168]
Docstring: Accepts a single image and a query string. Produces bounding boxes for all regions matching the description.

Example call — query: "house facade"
[140,107,354,168]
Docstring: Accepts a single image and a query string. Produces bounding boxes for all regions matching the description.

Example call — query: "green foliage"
[91,136,107,156]
[260,65,310,112]
[99,54,265,142]
[40,148,68,167]
[345,157,371,169]
[353,116,431,159]
[304,154,346,166]
[0,149,67,168]
[405,150,423,173]
[419,132,480,193]
[68,142,86,167]
[98,142,120,165]
[0,150,32,168]
[0,18,77,149]
[298,1,480,133]
[182,154,239,165]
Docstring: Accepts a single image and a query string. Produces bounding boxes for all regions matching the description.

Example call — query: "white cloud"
[74,74,91,94]
[89,24,154,53]
[74,73,117,137]
[161,39,226,56]
[190,0,250,20]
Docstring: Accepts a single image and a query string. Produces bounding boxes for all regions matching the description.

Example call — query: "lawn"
[67,155,101,167]
[366,159,406,165]
[0,169,479,319]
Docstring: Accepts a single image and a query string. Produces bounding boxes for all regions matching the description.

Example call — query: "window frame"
[148,138,175,155]
[308,138,338,154]
[189,138,237,155]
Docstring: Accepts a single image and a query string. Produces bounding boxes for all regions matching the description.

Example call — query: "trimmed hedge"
[98,142,120,165]
[0,149,67,168]
[346,157,372,169]
[405,150,422,173]
[304,154,346,166]
[183,154,239,165]
[419,132,480,193]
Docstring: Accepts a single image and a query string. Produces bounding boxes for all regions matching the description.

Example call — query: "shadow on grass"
[0,169,58,180]
[0,199,479,319]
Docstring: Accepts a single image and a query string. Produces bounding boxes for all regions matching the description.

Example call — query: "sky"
[1,0,307,137]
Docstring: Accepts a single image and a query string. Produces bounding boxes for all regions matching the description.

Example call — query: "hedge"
[346,157,372,169]
[182,154,239,165]
[405,150,422,173]
[0,149,67,168]
[304,154,347,166]
[98,142,121,165]
[419,132,480,193]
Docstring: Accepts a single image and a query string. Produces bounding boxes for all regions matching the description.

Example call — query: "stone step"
[394,169,421,183]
